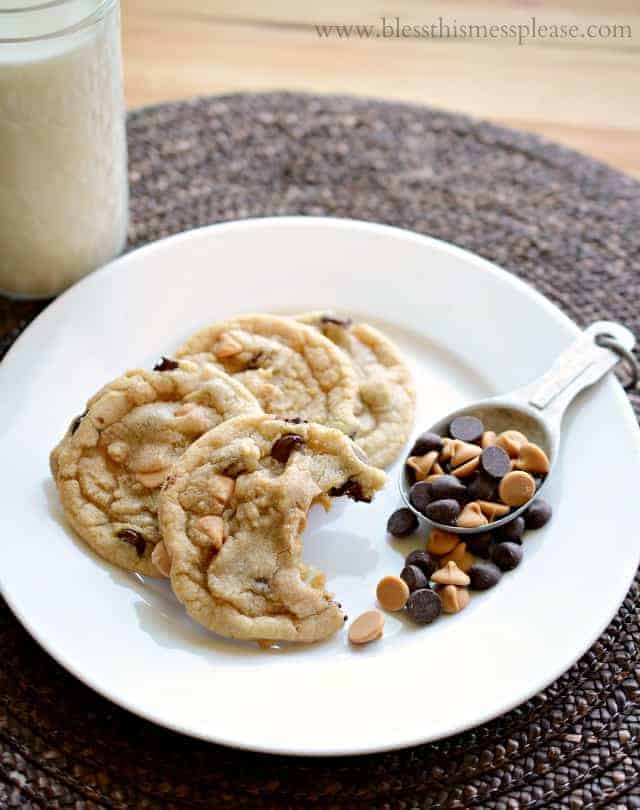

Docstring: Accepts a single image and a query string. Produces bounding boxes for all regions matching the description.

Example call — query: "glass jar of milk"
[0,0,128,298]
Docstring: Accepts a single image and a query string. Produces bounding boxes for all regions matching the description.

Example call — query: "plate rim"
[1,216,638,756]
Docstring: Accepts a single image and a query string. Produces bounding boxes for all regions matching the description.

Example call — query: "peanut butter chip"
[197,515,226,549]
[107,441,128,463]
[174,401,196,417]
[481,430,497,449]
[457,501,488,528]
[438,584,471,613]
[349,610,385,645]
[90,390,129,427]
[440,437,455,461]
[376,576,410,612]
[151,541,171,578]
[135,468,170,488]
[427,527,459,556]
[209,474,235,509]
[450,440,482,468]
[499,470,536,507]
[215,332,244,358]
[175,405,213,435]
[432,560,470,587]
[440,542,476,573]
[452,456,480,478]
[514,441,550,475]
[495,430,528,458]
[477,500,511,520]
[407,450,438,481]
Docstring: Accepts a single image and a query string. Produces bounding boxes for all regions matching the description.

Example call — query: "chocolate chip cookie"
[296,313,415,468]
[159,414,387,643]
[52,361,261,576]
[176,314,360,436]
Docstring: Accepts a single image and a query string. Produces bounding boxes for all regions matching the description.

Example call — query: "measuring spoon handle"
[513,321,636,425]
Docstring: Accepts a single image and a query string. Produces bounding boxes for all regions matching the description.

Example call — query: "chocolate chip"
[466,531,494,559]
[480,445,511,479]
[492,541,523,571]
[406,588,442,624]
[271,434,305,463]
[467,473,496,501]
[153,356,179,371]
[469,561,502,590]
[427,475,467,504]
[405,550,438,579]
[400,564,428,592]
[69,409,87,435]
[329,479,370,502]
[117,528,146,557]
[498,516,525,543]
[387,508,418,537]
[524,498,552,529]
[450,415,484,443]
[424,499,460,525]
[409,481,431,514]
[410,431,443,456]
[320,313,352,328]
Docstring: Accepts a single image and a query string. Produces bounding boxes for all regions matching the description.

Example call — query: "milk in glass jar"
[0,0,128,298]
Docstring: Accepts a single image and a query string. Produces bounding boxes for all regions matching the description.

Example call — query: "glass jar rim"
[0,0,117,43]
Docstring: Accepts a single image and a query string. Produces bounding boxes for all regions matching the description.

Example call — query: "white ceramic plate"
[1,217,638,756]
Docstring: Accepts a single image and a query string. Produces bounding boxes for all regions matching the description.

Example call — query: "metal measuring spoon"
[400,321,637,535]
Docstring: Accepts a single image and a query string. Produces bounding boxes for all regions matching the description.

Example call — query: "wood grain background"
[122,0,639,177]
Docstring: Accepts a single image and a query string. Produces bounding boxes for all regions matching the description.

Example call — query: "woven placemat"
[1,92,640,809]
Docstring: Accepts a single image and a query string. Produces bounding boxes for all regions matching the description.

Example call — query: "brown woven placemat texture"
[1,92,640,809]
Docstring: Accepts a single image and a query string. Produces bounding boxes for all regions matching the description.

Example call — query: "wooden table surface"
[122,0,639,178]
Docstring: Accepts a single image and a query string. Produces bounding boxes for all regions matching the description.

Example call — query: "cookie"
[52,361,261,576]
[296,313,415,468]
[159,414,387,643]
[175,314,360,436]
